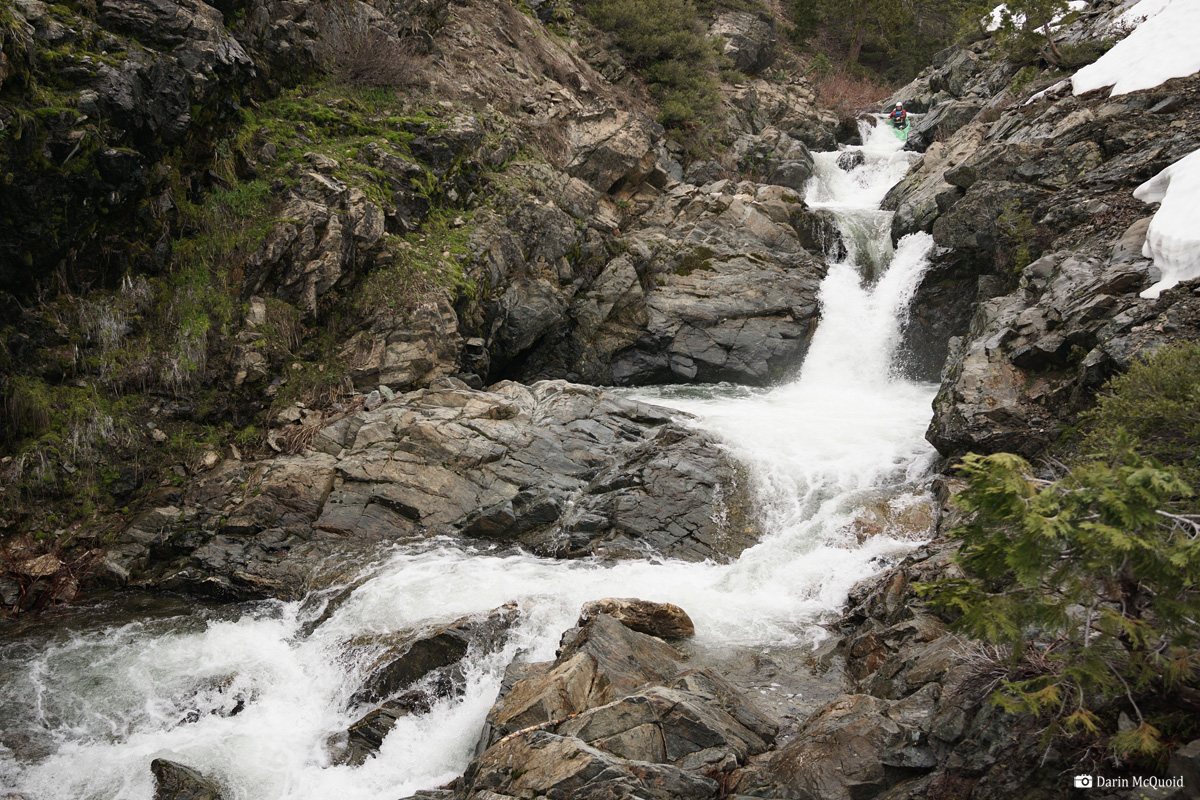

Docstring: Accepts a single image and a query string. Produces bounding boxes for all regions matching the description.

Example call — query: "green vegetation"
[358,209,476,314]
[996,199,1036,275]
[918,343,1200,767]
[1080,342,1200,493]
[988,0,1070,65]
[674,246,716,276]
[786,0,980,80]
[581,0,721,136]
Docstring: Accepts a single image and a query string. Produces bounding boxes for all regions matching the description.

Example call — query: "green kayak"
[891,119,910,142]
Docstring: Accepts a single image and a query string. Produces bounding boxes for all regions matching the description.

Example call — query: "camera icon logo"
[1074,775,1094,788]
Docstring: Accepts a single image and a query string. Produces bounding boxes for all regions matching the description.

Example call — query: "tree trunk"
[1040,19,1063,63]
[847,25,866,64]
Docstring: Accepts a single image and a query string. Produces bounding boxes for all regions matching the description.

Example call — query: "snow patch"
[1134,148,1200,299]
[986,1,1087,32]
[1072,0,1200,97]
[1024,79,1070,105]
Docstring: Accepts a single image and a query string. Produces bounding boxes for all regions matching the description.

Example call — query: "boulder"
[709,11,776,75]
[480,614,686,747]
[331,702,418,767]
[731,694,935,800]
[924,250,1178,460]
[929,180,1050,269]
[578,598,695,640]
[460,605,782,800]
[340,298,462,393]
[882,122,986,240]
[927,49,982,99]
[351,605,518,707]
[539,181,825,386]
[556,684,770,770]
[723,78,833,149]
[457,731,719,800]
[732,128,814,191]
[907,101,981,152]
[150,759,224,800]
[566,110,661,194]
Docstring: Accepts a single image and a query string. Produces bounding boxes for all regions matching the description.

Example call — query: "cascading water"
[0,118,938,800]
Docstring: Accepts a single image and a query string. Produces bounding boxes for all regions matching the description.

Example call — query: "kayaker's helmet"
[896,103,903,109]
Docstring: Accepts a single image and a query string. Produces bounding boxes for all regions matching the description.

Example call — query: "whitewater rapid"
[0,119,936,800]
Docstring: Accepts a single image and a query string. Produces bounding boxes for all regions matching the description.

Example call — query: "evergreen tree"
[918,449,1200,759]
[991,0,1070,62]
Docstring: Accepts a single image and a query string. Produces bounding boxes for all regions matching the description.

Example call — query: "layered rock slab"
[106,380,759,598]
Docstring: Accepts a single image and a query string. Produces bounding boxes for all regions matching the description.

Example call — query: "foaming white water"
[0,117,937,800]
[806,117,921,275]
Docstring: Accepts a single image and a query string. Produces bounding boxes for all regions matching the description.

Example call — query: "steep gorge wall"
[882,0,1200,461]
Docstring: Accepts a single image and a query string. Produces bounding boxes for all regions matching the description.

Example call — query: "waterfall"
[0,119,939,800]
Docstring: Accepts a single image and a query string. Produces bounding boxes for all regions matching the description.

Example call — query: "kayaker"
[889,103,907,128]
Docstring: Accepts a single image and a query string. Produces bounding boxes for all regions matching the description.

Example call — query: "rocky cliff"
[0,0,842,608]
[880,1,1200,463]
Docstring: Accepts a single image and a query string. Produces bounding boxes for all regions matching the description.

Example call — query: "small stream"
[0,119,937,800]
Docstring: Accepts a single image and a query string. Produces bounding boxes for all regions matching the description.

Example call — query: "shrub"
[918,450,1200,761]
[318,15,427,88]
[1080,341,1200,495]
[919,345,1200,764]
[812,68,891,118]
[581,0,721,133]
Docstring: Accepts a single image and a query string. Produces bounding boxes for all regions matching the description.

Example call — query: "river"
[0,118,937,800]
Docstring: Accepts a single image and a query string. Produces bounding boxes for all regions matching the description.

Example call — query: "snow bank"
[1072,0,1200,96]
[1113,0,1171,30]
[1134,148,1200,299]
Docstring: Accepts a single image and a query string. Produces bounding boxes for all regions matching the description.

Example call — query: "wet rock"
[557,684,770,770]
[480,614,686,746]
[331,693,430,766]
[112,382,760,597]
[788,204,844,259]
[352,605,518,707]
[883,122,988,239]
[836,151,865,171]
[150,759,224,800]
[578,598,695,640]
